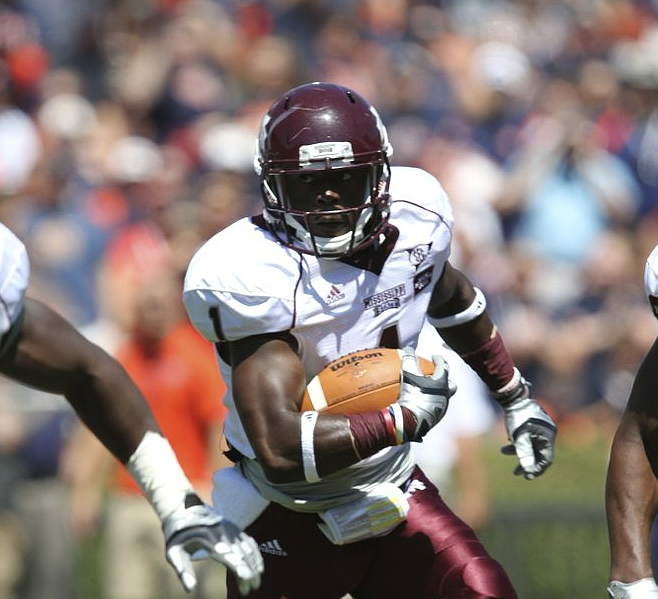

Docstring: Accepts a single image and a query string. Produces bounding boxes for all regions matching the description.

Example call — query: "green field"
[479,419,612,599]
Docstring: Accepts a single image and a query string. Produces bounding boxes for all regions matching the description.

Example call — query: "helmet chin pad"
[284,206,374,258]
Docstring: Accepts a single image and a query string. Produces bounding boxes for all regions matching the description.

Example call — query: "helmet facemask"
[261,159,391,258]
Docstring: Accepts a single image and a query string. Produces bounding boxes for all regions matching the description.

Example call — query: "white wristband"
[427,287,486,329]
[608,578,658,598]
[126,431,194,520]
[301,411,320,483]
[495,367,522,395]
[388,403,406,444]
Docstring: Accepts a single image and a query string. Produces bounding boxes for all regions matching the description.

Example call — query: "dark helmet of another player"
[254,82,393,258]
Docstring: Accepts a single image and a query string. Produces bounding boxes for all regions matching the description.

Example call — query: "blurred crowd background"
[0,0,658,597]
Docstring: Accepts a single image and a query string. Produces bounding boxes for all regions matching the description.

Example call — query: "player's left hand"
[495,369,556,480]
[162,494,263,596]
[395,347,457,442]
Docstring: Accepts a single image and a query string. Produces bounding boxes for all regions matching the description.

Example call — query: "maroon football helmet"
[254,82,393,258]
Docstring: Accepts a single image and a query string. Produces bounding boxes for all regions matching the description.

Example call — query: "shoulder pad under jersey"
[388,166,454,234]
[183,218,301,342]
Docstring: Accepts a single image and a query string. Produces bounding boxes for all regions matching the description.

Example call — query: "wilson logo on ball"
[329,351,384,371]
[300,347,433,414]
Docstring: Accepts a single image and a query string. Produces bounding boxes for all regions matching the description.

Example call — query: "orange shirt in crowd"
[113,321,226,493]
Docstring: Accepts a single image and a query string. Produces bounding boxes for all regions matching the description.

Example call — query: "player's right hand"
[395,346,457,442]
[607,578,658,598]
[162,493,263,596]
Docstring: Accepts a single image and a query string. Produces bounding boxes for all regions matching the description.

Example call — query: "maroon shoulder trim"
[339,224,399,275]
[251,213,268,231]
[250,215,399,275]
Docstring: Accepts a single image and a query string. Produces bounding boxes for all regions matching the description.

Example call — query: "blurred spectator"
[0,378,77,599]
[0,389,25,599]
[412,135,507,274]
[12,155,118,325]
[313,14,382,100]
[496,103,641,309]
[235,34,304,102]
[65,266,231,599]
[0,4,50,110]
[497,229,650,421]
[97,135,184,331]
[0,55,42,196]
[193,171,255,241]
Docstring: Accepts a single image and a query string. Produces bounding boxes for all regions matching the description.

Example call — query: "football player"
[606,245,658,599]
[184,82,557,599]
[0,222,262,596]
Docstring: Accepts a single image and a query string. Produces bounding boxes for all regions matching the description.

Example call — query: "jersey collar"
[250,214,399,275]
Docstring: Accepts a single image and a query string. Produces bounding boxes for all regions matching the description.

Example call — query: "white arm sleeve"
[126,431,194,520]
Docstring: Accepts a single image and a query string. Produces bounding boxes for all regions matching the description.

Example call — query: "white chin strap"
[284,207,373,257]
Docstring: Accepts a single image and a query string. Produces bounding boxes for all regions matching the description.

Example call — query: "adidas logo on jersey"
[325,284,345,305]
[405,478,426,498]
[259,539,288,557]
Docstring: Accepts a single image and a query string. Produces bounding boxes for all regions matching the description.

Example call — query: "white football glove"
[608,578,658,598]
[495,368,556,480]
[395,346,457,442]
[162,493,263,596]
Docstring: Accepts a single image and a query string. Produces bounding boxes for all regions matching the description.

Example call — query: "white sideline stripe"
[306,377,327,410]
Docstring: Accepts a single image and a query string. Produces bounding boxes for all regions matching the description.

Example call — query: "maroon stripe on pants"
[227,467,517,599]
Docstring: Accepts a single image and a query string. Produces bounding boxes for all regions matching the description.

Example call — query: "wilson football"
[300,347,434,414]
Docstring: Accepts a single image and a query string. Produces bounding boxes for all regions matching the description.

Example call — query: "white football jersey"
[184,166,454,508]
[645,244,658,319]
[0,222,29,342]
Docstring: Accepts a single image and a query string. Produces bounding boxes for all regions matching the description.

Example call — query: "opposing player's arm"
[605,258,658,598]
[428,261,557,480]
[0,297,263,595]
[0,297,158,462]
[229,332,359,483]
[623,337,658,477]
[606,336,658,589]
